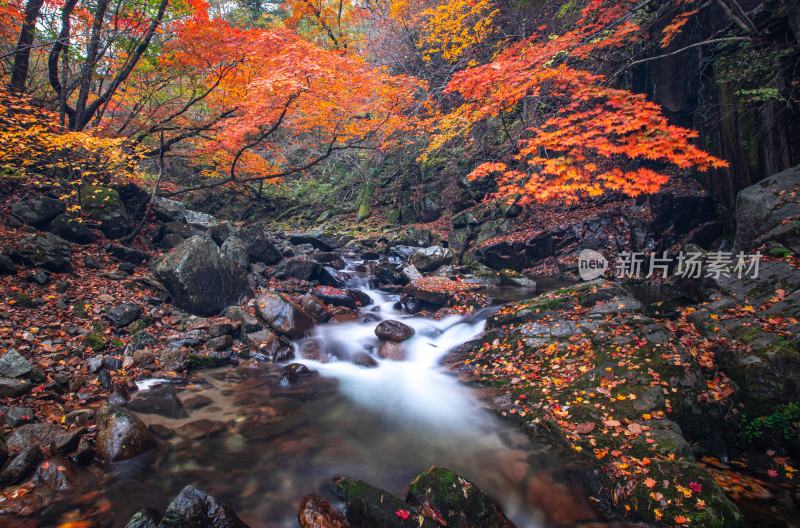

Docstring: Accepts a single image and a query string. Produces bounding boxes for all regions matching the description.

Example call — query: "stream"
[95,264,604,528]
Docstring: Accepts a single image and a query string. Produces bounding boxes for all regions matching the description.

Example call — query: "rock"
[0,447,43,486]
[312,286,355,308]
[114,183,150,217]
[83,255,101,269]
[318,266,349,287]
[289,231,350,251]
[13,232,72,272]
[158,485,248,528]
[280,363,317,385]
[11,196,66,227]
[410,246,452,272]
[401,265,423,282]
[47,214,96,244]
[0,250,16,275]
[183,394,212,410]
[210,222,236,245]
[3,406,34,426]
[244,329,280,356]
[33,455,94,491]
[94,403,157,462]
[347,289,372,307]
[406,467,514,528]
[378,341,405,360]
[255,292,314,338]
[298,494,350,528]
[109,244,149,265]
[237,225,282,265]
[221,236,249,268]
[177,419,227,439]
[105,303,142,327]
[333,477,435,528]
[127,385,188,419]
[734,166,800,251]
[206,334,235,352]
[188,350,234,369]
[375,320,415,342]
[224,306,262,333]
[125,509,160,528]
[153,197,187,222]
[351,352,378,368]
[300,294,331,323]
[155,236,248,315]
[0,349,32,378]
[81,186,131,239]
[0,377,31,397]
[208,320,239,337]
[281,257,321,281]
[499,269,537,289]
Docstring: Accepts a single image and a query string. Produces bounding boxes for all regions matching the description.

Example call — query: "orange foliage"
[427,0,727,204]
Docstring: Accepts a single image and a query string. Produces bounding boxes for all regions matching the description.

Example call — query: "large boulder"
[158,485,248,528]
[406,467,514,528]
[81,186,131,239]
[13,232,72,272]
[221,236,249,269]
[47,214,96,244]
[94,403,157,462]
[237,225,282,265]
[11,196,65,227]
[155,236,248,316]
[409,246,452,272]
[734,164,800,251]
[255,292,314,338]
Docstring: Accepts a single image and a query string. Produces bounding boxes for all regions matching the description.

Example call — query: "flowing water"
[92,265,605,528]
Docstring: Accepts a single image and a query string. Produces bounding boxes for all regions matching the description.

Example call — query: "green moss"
[84,332,107,352]
[14,293,37,308]
[744,402,800,442]
[767,245,792,258]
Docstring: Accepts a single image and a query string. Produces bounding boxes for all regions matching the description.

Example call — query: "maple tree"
[424,0,730,205]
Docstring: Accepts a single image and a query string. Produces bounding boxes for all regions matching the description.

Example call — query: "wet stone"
[0,447,43,486]
[374,320,415,342]
[127,385,189,419]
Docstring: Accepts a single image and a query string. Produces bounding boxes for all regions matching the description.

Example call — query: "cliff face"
[637,0,800,219]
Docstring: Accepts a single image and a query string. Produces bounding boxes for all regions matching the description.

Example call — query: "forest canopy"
[1,0,797,211]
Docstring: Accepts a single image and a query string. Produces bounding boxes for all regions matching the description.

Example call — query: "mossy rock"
[627,460,743,527]
[385,208,401,225]
[80,186,130,239]
[332,477,435,528]
[84,332,107,352]
[766,244,792,258]
[406,467,514,528]
[14,293,37,309]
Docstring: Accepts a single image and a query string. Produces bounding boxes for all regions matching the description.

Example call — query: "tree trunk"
[9,0,45,92]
